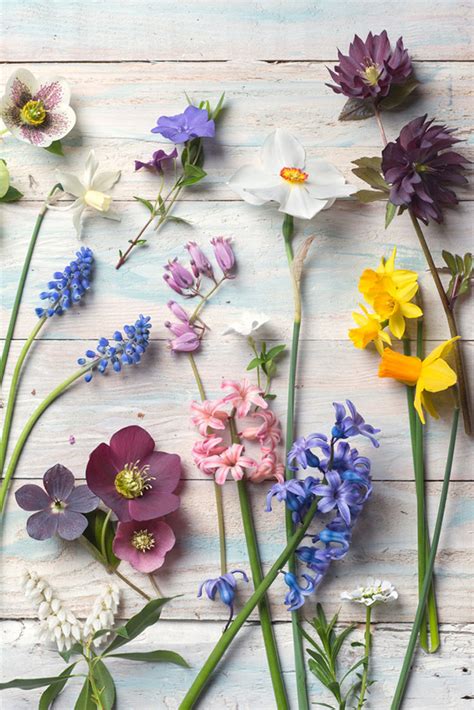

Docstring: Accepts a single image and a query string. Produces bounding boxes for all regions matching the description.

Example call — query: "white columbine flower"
[223,311,270,337]
[53,150,121,236]
[341,578,399,607]
[228,128,356,220]
[83,583,120,647]
[22,570,82,651]
[0,69,76,148]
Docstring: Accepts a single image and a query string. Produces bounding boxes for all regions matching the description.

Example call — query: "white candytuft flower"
[22,570,82,651]
[341,578,398,607]
[83,582,120,647]
[222,311,270,337]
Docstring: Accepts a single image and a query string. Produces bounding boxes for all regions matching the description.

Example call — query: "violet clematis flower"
[312,471,360,526]
[287,433,327,470]
[382,115,468,224]
[15,464,98,541]
[198,569,249,630]
[151,105,215,143]
[113,518,175,573]
[86,426,181,522]
[326,31,412,100]
[282,571,316,612]
[135,148,178,173]
[332,400,380,448]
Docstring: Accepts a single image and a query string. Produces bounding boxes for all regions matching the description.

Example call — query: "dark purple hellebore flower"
[151,105,215,143]
[86,425,181,522]
[327,30,412,100]
[135,147,178,173]
[382,115,469,224]
[15,464,98,541]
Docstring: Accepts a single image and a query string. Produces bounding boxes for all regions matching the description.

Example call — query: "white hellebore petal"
[341,578,399,607]
[228,128,356,220]
[55,149,121,237]
[223,311,270,337]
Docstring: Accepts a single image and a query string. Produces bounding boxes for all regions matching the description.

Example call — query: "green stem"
[0,362,95,513]
[0,316,46,475]
[112,568,152,602]
[0,184,61,384]
[179,498,319,710]
[86,651,105,710]
[391,408,459,709]
[282,213,308,710]
[357,605,372,710]
[229,416,288,708]
[189,278,226,324]
[99,509,112,561]
[148,573,163,597]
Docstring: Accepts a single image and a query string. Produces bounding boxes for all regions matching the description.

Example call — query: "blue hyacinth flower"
[35,247,94,318]
[198,569,249,630]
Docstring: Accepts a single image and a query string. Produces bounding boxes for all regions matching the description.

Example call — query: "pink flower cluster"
[191,379,284,485]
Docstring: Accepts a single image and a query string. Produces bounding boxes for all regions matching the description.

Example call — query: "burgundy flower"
[86,426,181,522]
[327,31,412,100]
[15,464,98,541]
[134,148,178,173]
[382,115,468,223]
[113,518,176,573]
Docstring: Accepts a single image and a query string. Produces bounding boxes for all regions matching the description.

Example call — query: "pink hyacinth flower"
[190,399,229,436]
[248,450,285,484]
[240,409,282,449]
[192,436,226,474]
[221,378,268,418]
[204,444,257,485]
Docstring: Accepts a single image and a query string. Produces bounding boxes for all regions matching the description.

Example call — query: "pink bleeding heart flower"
[221,378,268,417]
[204,443,257,485]
[113,518,175,573]
[190,400,229,436]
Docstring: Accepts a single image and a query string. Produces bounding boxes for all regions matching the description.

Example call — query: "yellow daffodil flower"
[372,280,423,339]
[359,247,419,303]
[349,304,391,355]
[378,337,459,423]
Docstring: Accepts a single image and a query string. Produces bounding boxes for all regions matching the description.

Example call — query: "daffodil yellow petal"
[374,337,385,356]
[379,247,397,275]
[400,302,423,319]
[420,359,457,393]
[391,269,419,289]
[380,330,392,345]
[397,281,419,302]
[352,312,367,326]
[421,391,439,420]
[389,311,406,339]
[423,336,460,367]
[414,381,426,424]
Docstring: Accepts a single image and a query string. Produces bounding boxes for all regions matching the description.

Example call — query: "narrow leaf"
[463,252,472,277]
[133,196,155,214]
[352,167,388,191]
[354,189,387,204]
[103,597,173,654]
[74,678,95,710]
[108,650,189,667]
[339,97,375,121]
[0,185,23,203]
[0,675,73,691]
[44,140,64,156]
[385,201,397,229]
[166,215,192,226]
[39,664,76,710]
[59,642,83,662]
[442,250,457,274]
[92,661,115,709]
[265,344,286,360]
[246,357,262,371]
[83,509,120,570]
[352,156,382,172]
[211,92,226,120]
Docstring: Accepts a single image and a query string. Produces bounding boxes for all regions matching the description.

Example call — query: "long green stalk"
[356,605,372,710]
[0,316,47,474]
[179,498,319,709]
[0,362,95,512]
[0,184,61,384]
[391,408,459,709]
[282,213,308,710]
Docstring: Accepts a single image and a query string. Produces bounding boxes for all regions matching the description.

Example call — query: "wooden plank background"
[1,2,473,708]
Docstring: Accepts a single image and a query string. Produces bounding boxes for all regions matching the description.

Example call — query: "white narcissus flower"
[228,128,356,220]
[0,69,76,148]
[223,311,270,337]
[341,578,398,607]
[53,150,121,236]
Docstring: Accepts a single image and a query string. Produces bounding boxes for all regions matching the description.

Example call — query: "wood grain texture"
[1,1,472,61]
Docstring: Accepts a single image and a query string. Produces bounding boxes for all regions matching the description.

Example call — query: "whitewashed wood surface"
[1,2,473,708]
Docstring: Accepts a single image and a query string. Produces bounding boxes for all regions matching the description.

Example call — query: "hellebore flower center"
[361,62,381,86]
[131,528,156,552]
[114,461,155,499]
[280,166,308,184]
[20,99,47,126]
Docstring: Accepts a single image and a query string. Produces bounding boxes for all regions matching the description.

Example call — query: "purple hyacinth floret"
[35,247,93,318]
[332,400,380,448]
[382,114,469,224]
[311,470,362,526]
[327,30,412,100]
[287,433,327,470]
[266,476,319,522]
[198,569,249,630]
[319,440,371,477]
[135,147,178,173]
[15,464,98,541]
[151,105,215,143]
[282,572,317,612]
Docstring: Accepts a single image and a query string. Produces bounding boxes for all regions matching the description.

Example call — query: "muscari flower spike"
[35,247,93,318]
[78,314,152,381]
[198,570,249,630]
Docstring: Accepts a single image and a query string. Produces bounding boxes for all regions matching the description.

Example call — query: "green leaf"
[108,650,189,667]
[133,196,155,214]
[380,76,419,110]
[0,675,74,691]
[180,163,207,187]
[92,660,115,709]
[385,201,397,229]
[354,189,387,203]
[455,254,464,273]
[340,657,367,684]
[103,597,173,654]
[339,97,375,121]
[211,92,226,120]
[352,156,382,172]
[0,185,23,203]
[352,167,388,191]
[463,252,472,277]
[44,140,64,156]
[308,659,334,690]
[0,159,10,198]
[38,664,76,710]
[59,642,83,662]
[314,704,336,709]
[264,344,286,360]
[264,393,277,400]
[82,509,119,570]
[331,623,356,662]
[246,357,262,371]
[442,250,457,275]
[350,641,365,648]
[166,215,192,226]
[157,194,166,216]
[74,678,96,710]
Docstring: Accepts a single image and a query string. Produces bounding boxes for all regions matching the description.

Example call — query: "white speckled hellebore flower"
[0,69,76,147]
[228,128,356,219]
[53,150,121,236]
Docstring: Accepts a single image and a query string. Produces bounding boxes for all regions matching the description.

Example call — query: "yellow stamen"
[378,349,422,385]
[131,529,155,552]
[114,462,154,499]
[362,64,381,86]
[20,100,47,126]
[280,167,308,184]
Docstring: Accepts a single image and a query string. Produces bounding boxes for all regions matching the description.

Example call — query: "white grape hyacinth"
[341,578,399,607]
[83,582,120,647]
[222,311,270,337]
[22,570,82,652]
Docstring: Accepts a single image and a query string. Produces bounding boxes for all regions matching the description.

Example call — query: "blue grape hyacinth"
[35,247,94,318]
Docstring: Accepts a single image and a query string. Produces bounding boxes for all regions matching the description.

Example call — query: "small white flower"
[222,311,270,337]
[228,128,356,220]
[52,150,121,236]
[341,578,398,607]
[83,583,120,647]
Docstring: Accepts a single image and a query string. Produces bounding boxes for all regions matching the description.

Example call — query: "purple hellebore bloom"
[15,464,99,541]
[210,237,235,275]
[382,115,469,224]
[163,258,196,295]
[312,471,360,526]
[326,31,412,101]
[332,400,380,448]
[186,241,214,278]
[151,105,215,144]
[134,147,178,174]
[287,433,327,470]
[198,569,249,629]
[282,571,316,612]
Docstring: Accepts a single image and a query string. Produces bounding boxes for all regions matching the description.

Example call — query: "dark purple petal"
[43,464,75,501]
[66,485,99,513]
[26,510,59,540]
[57,510,88,540]
[109,425,155,466]
[142,451,181,493]
[128,489,180,521]
[15,484,50,511]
